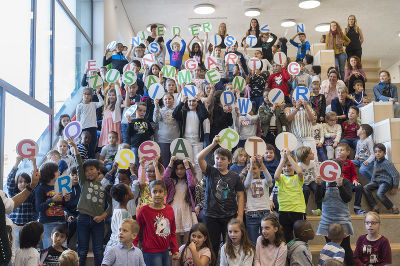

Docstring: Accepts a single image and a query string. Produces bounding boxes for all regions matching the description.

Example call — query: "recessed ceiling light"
[244,8,260,17]
[398,32,400,37]
[146,24,166,32]
[281,19,296,28]
[193,4,215,14]
[298,0,320,9]
[315,23,330,32]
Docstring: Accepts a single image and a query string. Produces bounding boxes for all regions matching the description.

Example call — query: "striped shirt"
[318,242,345,265]
[372,158,400,188]
[287,107,314,139]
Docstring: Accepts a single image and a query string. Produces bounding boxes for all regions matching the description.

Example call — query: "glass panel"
[0,0,31,94]
[54,2,91,114]
[3,93,50,185]
[35,0,51,106]
[62,0,92,38]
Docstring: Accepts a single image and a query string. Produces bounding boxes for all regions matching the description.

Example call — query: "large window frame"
[0,0,93,186]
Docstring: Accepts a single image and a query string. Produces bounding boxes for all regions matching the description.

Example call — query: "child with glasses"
[353,212,392,265]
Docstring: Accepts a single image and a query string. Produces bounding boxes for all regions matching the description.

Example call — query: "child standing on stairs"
[353,212,392,265]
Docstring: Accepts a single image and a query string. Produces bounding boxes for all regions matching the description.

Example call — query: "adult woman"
[344,56,367,94]
[146,24,164,44]
[325,21,350,81]
[373,70,400,117]
[345,15,364,60]
[330,87,356,124]
[245,18,261,47]
[217,23,228,49]
[320,70,347,106]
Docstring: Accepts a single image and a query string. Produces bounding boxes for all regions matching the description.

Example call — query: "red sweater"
[267,68,291,96]
[338,158,357,182]
[353,234,392,265]
[134,204,178,254]
[342,120,360,139]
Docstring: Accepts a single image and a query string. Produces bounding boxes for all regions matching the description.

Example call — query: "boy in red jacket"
[267,63,291,103]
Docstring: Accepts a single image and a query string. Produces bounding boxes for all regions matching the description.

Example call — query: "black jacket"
[103,52,128,74]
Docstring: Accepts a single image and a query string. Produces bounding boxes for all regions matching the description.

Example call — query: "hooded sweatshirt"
[287,239,313,266]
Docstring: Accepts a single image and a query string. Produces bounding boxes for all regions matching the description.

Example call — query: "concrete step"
[310,243,400,265]
[361,58,381,69]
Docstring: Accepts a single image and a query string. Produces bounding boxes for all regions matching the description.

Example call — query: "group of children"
[5,15,400,266]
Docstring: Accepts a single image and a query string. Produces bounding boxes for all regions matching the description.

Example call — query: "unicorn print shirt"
[135,204,178,254]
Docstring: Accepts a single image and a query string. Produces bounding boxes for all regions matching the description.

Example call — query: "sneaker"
[355,209,367,216]
[312,209,322,216]
[392,208,399,214]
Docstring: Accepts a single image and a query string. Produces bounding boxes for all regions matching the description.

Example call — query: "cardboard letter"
[260,25,270,32]
[205,69,221,84]
[268,88,284,104]
[87,60,96,71]
[273,52,287,66]
[64,121,82,139]
[185,59,198,71]
[157,25,165,36]
[245,137,267,156]
[170,138,192,160]
[224,35,236,47]
[139,141,160,161]
[246,35,257,47]
[296,24,305,33]
[145,75,159,89]
[178,70,192,85]
[122,70,137,85]
[233,76,245,92]
[225,53,238,65]
[220,91,234,106]
[294,86,310,101]
[172,26,181,35]
[189,25,200,36]
[131,36,141,47]
[88,74,103,89]
[248,57,261,71]
[148,42,160,54]
[54,176,72,195]
[212,34,222,46]
[288,62,300,76]
[219,128,239,150]
[237,98,252,114]
[106,69,120,83]
[16,139,39,158]
[275,132,298,151]
[148,83,165,100]
[162,65,176,79]
[205,56,218,70]
[115,149,135,169]
[183,85,197,99]
[320,160,341,182]
[202,22,212,33]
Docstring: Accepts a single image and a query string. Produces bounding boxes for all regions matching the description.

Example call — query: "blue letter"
[183,85,196,98]
[225,35,234,47]
[223,91,234,105]
[247,35,256,46]
[296,24,305,33]
[271,89,282,103]
[237,98,250,114]
[295,86,309,101]
[57,176,72,193]
[260,25,270,32]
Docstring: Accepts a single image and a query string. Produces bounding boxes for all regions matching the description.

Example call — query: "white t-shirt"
[76,95,104,129]
[244,170,272,212]
[184,111,200,140]
[14,247,40,266]
[298,161,319,185]
[179,245,211,266]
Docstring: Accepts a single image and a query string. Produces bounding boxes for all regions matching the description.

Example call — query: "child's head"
[132,60,141,73]
[171,159,193,180]
[325,111,338,126]
[361,96,371,106]
[293,220,315,242]
[232,64,240,76]
[273,63,282,73]
[57,139,69,156]
[249,157,262,176]
[282,157,296,176]
[127,83,138,97]
[162,93,175,109]
[119,143,131,150]
[110,183,134,204]
[337,87,348,102]
[191,42,201,54]
[80,130,91,145]
[105,88,117,110]
[116,169,132,186]
[364,212,381,236]
[312,81,321,95]
[82,88,93,103]
[353,79,364,94]
[225,218,254,258]
[180,223,215,265]
[51,224,68,248]
[134,45,145,58]
[59,249,79,266]
[165,78,177,94]
[57,114,71,136]
[149,64,161,76]
[214,45,222,57]
[261,214,284,247]
[82,159,101,181]
[254,50,263,60]
[296,146,314,163]
[264,144,276,162]
[357,124,373,138]
[298,32,306,42]
[172,42,181,52]
[47,150,61,163]
[145,160,163,182]
[119,218,140,245]
[108,131,119,145]
[19,221,44,249]
[311,65,321,76]
[214,148,232,172]
[70,166,78,184]
[327,223,344,244]
[136,102,147,119]
[149,180,167,205]
[347,55,361,70]
[39,162,60,184]
[304,54,313,65]
[336,143,350,160]
[374,143,386,160]
[232,148,249,166]
[348,105,359,120]
[16,172,31,192]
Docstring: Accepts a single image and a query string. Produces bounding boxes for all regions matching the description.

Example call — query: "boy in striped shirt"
[318,223,345,265]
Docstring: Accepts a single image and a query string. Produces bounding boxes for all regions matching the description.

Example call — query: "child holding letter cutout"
[274,148,306,243]
[166,34,186,70]
[316,160,355,266]
[197,135,245,258]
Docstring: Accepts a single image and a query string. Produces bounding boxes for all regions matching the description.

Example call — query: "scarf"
[327,30,344,50]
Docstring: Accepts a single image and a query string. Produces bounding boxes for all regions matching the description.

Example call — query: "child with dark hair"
[197,136,245,257]
[14,221,43,266]
[352,124,374,180]
[56,114,71,138]
[340,105,360,150]
[290,32,310,62]
[303,54,313,74]
[163,156,197,248]
[351,79,366,107]
[77,131,91,161]
[7,156,36,248]
[319,223,346,265]
[40,224,68,265]
[310,81,326,123]
[254,214,287,265]
[68,138,112,266]
[364,143,400,214]
[105,183,134,253]
[179,223,215,266]
[287,220,314,265]
[65,166,80,246]
[35,162,70,249]
[187,36,204,65]
[99,131,119,171]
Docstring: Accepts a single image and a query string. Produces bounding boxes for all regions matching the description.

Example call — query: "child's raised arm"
[274,151,286,180]
[197,135,220,173]
[154,156,162,181]
[7,156,24,196]
[139,158,146,186]
[286,149,303,181]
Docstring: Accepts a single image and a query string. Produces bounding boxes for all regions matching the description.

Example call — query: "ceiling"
[120,0,400,68]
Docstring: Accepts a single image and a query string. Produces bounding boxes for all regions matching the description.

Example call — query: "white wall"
[104,0,134,48]
[387,60,400,83]
[93,0,104,64]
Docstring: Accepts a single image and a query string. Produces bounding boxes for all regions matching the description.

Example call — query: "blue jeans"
[352,159,373,180]
[364,181,393,210]
[43,221,66,249]
[131,147,139,166]
[121,123,129,144]
[340,138,359,150]
[317,146,327,161]
[77,214,105,266]
[143,250,170,266]
[247,210,270,246]
[250,96,264,112]
[303,182,322,209]
[351,184,363,209]
[335,52,347,80]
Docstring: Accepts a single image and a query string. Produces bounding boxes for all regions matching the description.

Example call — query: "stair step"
[307,214,400,221]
